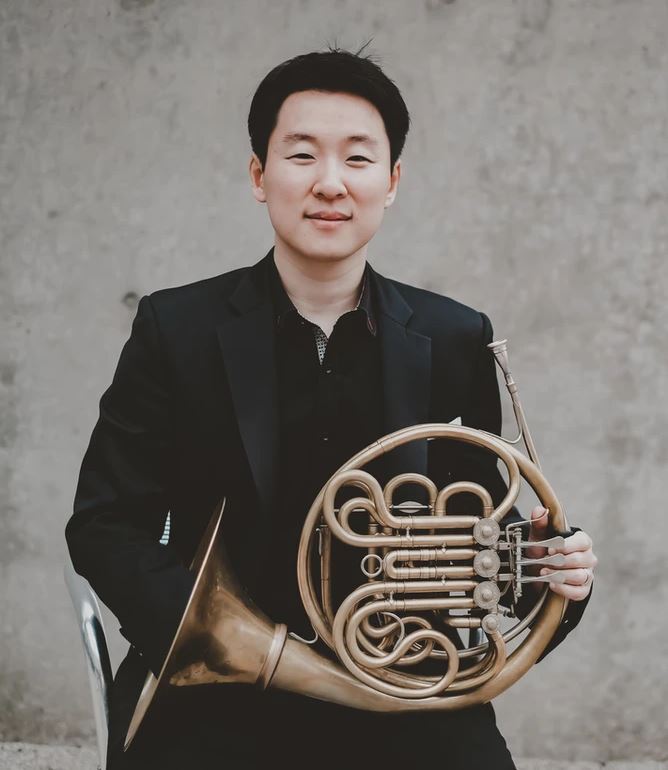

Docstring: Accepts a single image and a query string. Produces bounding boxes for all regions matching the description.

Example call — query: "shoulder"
[145,264,249,314]
[380,274,491,347]
[127,263,254,349]
[133,263,257,343]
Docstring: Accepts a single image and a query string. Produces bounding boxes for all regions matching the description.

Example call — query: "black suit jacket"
[66,248,589,765]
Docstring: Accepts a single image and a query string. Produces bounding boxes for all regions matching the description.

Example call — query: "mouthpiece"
[487,339,510,379]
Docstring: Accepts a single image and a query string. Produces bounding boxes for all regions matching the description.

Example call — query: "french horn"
[124,339,571,751]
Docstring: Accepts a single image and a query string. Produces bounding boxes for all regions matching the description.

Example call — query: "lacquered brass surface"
[124,339,568,751]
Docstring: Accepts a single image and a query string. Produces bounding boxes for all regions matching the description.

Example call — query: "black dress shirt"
[254,257,384,638]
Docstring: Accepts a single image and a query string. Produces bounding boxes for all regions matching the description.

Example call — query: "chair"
[64,558,113,770]
[64,513,171,769]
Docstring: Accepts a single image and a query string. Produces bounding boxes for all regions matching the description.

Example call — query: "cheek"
[267,165,311,197]
[353,172,391,206]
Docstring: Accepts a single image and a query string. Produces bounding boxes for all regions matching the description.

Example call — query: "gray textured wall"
[1,0,666,761]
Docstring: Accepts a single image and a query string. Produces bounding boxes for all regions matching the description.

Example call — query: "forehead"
[271,90,389,149]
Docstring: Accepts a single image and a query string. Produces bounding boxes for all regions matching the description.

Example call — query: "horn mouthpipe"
[487,339,541,469]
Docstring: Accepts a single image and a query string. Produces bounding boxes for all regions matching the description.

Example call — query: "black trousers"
[108,649,517,770]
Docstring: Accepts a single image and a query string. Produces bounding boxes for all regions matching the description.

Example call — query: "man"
[66,47,597,770]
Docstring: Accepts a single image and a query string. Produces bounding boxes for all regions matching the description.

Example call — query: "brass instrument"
[124,339,570,751]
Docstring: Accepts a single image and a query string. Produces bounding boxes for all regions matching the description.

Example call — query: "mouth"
[304,214,352,232]
[305,213,352,221]
[305,216,350,230]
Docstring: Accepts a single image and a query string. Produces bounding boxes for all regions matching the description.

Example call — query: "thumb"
[529,505,550,543]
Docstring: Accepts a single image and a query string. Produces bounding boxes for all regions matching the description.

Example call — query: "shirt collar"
[269,255,377,337]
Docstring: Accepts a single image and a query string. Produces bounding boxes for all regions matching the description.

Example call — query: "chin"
[308,250,359,264]
[292,241,364,263]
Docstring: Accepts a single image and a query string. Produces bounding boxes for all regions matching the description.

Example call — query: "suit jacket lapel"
[215,250,278,522]
[369,264,432,481]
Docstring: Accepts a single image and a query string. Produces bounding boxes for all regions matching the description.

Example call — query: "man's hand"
[525,506,597,601]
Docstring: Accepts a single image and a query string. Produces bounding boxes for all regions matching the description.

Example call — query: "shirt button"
[322,436,329,442]
[325,368,332,375]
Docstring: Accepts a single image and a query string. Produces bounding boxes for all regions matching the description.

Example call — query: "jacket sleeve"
[65,295,196,678]
[455,311,592,663]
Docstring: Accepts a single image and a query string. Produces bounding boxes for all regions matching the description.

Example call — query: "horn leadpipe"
[487,339,541,470]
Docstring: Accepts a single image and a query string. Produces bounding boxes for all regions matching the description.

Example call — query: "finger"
[548,530,593,555]
[540,567,591,586]
[528,506,549,539]
[527,507,550,559]
[546,551,597,570]
[547,580,592,601]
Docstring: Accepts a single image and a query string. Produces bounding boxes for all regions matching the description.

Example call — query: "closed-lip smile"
[305,211,352,220]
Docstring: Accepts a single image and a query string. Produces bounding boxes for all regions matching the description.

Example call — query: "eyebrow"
[281,132,380,149]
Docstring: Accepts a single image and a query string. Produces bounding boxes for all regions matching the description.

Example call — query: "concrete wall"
[1,0,666,761]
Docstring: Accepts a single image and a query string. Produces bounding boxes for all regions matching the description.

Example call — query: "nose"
[312,159,347,199]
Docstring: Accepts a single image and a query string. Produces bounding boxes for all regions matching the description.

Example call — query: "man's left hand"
[526,506,597,601]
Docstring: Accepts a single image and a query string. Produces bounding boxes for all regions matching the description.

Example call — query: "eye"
[288,153,314,160]
[348,155,371,163]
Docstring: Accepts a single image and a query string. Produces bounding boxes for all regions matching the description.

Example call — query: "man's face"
[249,90,401,264]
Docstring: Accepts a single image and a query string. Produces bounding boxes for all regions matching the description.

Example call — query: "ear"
[384,159,401,208]
[249,153,266,203]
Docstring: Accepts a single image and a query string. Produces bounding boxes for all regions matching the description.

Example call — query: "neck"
[272,238,367,322]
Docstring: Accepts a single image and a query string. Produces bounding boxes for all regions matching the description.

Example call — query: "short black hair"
[247,43,410,171]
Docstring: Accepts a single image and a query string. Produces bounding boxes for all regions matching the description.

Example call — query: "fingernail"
[540,568,548,576]
[548,548,555,555]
